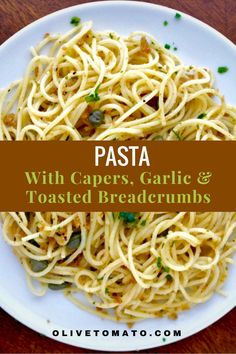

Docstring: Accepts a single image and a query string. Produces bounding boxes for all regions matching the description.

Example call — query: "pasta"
[0,21,236,323]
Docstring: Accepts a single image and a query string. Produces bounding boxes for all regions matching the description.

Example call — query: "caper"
[66,232,81,250]
[48,282,69,291]
[30,259,48,272]
[88,110,104,127]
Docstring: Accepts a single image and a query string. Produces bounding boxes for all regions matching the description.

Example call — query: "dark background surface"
[0,0,236,353]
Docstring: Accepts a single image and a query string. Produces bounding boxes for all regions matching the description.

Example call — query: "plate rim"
[1,0,236,53]
[0,1,236,351]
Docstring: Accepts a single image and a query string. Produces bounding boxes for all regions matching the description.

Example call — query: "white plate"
[0,1,236,351]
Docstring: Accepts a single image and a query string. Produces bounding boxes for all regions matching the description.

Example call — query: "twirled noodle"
[0,22,236,322]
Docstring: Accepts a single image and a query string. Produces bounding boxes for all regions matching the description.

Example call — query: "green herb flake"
[70,17,81,26]
[197,112,207,119]
[140,220,146,226]
[85,84,101,102]
[119,212,137,224]
[164,43,171,50]
[175,13,182,20]
[105,287,109,294]
[163,20,168,26]
[166,274,173,281]
[217,66,229,74]
[157,257,162,268]
[109,33,113,39]
[173,47,178,51]
[163,266,170,273]
[172,129,182,140]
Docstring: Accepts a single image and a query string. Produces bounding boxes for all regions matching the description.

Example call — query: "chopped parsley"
[175,12,182,20]
[105,287,109,294]
[173,47,178,51]
[70,17,80,26]
[119,212,136,224]
[163,266,170,273]
[166,274,173,281]
[140,220,146,226]
[157,257,162,268]
[217,66,229,74]
[85,84,101,102]
[163,20,168,26]
[157,257,170,273]
[197,112,207,119]
[109,33,114,39]
[164,43,171,50]
[172,129,182,140]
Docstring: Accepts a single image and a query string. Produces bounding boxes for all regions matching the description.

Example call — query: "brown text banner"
[0,141,235,211]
